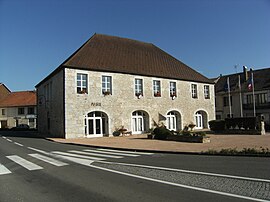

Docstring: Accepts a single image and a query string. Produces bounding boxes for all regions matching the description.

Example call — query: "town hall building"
[36,34,215,138]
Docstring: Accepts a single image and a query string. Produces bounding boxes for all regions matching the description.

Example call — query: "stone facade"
[37,69,64,137]
[37,68,215,139]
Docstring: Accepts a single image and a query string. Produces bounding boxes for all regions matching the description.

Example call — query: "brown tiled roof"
[0,91,36,108]
[61,34,212,84]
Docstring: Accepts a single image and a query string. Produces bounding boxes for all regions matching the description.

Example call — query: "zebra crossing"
[0,148,153,176]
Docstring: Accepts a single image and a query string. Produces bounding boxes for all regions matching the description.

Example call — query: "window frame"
[76,73,88,94]
[18,107,25,115]
[191,84,198,99]
[134,78,143,97]
[169,81,177,97]
[204,85,210,99]
[153,80,161,97]
[102,75,112,95]
[27,107,35,115]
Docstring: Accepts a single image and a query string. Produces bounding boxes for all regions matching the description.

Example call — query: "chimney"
[243,66,248,81]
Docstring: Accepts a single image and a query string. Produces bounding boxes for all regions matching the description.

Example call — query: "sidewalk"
[48,133,270,153]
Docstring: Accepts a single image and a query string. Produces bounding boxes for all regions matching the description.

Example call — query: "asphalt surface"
[1,131,270,202]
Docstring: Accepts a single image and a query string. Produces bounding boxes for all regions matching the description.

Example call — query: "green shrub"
[208,120,225,131]
[153,126,172,140]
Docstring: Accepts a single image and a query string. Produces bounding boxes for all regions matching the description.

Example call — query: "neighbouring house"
[36,33,215,138]
[215,66,270,130]
[0,89,37,129]
[0,83,11,99]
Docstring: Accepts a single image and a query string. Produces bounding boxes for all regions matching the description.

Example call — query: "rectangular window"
[258,93,267,104]
[18,108,25,115]
[223,96,232,106]
[77,73,88,94]
[28,107,35,115]
[246,94,253,104]
[170,82,177,97]
[102,76,112,95]
[135,79,143,96]
[204,85,210,99]
[153,80,161,97]
[1,109,6,115]
[246,93,268,105]
[191,84,198,98]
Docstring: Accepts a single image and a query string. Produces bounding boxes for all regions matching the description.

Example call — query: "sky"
[0,0,269,91]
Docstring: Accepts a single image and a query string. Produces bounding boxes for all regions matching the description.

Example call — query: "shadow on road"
[0,130,44,139]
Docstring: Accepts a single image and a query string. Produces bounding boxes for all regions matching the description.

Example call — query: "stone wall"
[37,69,64,137]
[64,68,215,139]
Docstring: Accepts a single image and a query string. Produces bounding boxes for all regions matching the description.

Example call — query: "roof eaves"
[63,65,215,84]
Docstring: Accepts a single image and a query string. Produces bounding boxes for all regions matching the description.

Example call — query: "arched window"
[194,111,208,129]
[132,111,149,134]
[166,111,181,131]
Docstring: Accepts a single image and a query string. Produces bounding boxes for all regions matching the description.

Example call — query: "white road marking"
[69,150,123,159]
[52,155,94,166]
[27,147,50,155]
[98,148,154,155]
[6,138,12,142]
[14,142,23,147]
[52,151,105,161]
[2,136,7,139]
[0,164,11,175]
[84,149,139,157]
[28,153,68,167]
[6,155,43,171]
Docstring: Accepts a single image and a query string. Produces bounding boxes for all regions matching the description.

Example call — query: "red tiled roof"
[0,91,36,108]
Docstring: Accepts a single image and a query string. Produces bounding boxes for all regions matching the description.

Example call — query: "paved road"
[0,131,270,202]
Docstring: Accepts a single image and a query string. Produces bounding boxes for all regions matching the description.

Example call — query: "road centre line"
[6,155,43,171]
[89,163,269,202]
[69,150,123,159]
[84,149,139,157]
[96,161,270,183]
[14,142,23,147]
[97,148,154,155]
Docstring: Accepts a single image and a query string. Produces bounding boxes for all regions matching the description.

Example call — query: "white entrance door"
[195,112,203,129]
[166,114,176,131]
[132,116,144,134]
[132,111,146,134]
[88,117,102,136]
